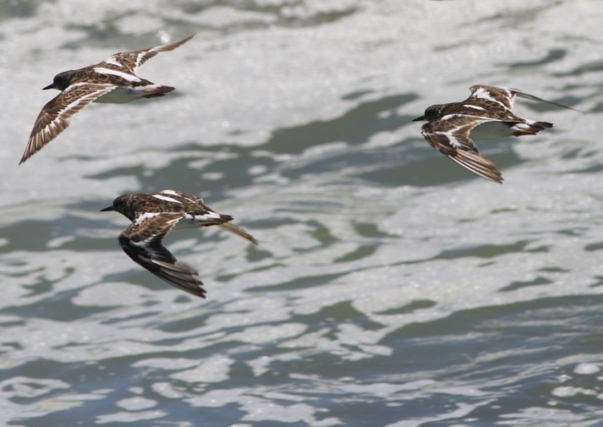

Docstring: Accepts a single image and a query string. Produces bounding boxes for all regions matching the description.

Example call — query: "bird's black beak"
[412,115,425,122]
[100,206,114,212]
[42,83,55,90]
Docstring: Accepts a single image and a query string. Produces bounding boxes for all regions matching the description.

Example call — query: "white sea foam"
[0,0,602,425]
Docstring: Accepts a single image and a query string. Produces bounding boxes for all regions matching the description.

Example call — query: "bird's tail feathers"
[511,120,553,136]
[218,222,258,245]
[142,85,175,98]
[199,213,234,227]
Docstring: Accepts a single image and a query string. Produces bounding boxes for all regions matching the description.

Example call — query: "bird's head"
[43,70,76,91]
[412,104,447,122]
[101,194,139,221]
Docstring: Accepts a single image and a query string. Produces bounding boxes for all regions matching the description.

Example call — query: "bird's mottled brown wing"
[468,85,516,110]
[21,83,115,164]
[108,35,194,74]
[421,117,503,184]
[468,84,579,113]
[421,116,491,154]
[119,212,206,298]
[446,150,503,184]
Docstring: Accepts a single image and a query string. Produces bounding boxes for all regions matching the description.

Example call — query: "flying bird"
[20,35,194,164]
[101,189,257,298]
[413,84,575,183]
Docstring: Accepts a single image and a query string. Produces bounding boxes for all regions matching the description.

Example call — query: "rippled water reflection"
[1,0,603,425]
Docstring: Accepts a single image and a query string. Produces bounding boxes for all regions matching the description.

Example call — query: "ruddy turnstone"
[101,189,257,298]
[413,84,574,183]
[20,35,194,164]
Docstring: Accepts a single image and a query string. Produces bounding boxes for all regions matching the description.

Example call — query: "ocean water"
[1,0,603,425]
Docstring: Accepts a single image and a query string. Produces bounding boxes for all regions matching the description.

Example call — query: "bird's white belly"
[173,217,202,229]
[94,87,146,104]
[174,213,223,229]
[471,121,515,140]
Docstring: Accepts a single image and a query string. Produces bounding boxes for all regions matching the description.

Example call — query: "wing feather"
[108,35,194,74]
[119,212,206,298]
[21,83,115,164]
[421,118,503,183]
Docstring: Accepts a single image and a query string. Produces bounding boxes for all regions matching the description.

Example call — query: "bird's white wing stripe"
[433,132,464,149]
[93,67,141,82]
[187,211,221,220]
[103,56,123,67]
[63,82,93,90]
[159,190,199,203]
[440,114,459,121]
[134,212,162,225]
[471,87,508,109]
[37,87,111,136]
[135,52,149,70]
[152,194,182,203]
[464,104,486,111]
[440,113,485,121]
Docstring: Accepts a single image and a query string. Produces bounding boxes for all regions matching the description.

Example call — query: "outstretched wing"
[470,84,580,112]
[422,115,490,154]
[107,35,194,74]
[21,83,115,164]
[446,149,503,184]
[511,88,581,112]
[421,116,503,184]
[468,85,516,111]
[119,212,206,298]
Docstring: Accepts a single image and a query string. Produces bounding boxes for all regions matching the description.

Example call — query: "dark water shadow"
[506,48,567,68]
[0,0,39,22]
[499,276,553,292]
[84,92,421,196]
[1,214,115,254]
[265,94,419,154]
[371,294,603,420]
